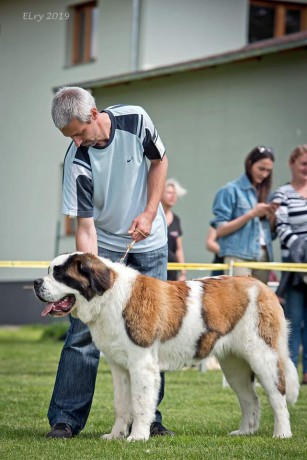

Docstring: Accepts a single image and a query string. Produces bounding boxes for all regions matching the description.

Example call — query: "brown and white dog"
[33,252,299,441]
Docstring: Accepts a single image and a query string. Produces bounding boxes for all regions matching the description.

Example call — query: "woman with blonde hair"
[274,144,307,384]
[161,178,187,281]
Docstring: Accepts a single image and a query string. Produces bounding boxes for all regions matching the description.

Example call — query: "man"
[47,86,173,438]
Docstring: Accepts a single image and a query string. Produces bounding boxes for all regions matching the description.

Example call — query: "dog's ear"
[79,255,111,296]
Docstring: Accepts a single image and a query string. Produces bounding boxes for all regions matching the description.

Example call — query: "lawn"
[0,325,306,460]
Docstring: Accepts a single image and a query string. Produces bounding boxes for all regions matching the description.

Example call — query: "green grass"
[0,325,306,460]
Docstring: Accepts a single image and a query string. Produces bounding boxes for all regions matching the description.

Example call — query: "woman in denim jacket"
[210,146,276,284]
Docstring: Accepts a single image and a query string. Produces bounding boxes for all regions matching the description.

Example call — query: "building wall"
[0,0,306,284]
[93,49,307,271]
[139,0,247,68]
[0,0,249,281]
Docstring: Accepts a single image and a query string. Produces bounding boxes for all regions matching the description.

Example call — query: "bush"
[40,321,69,341]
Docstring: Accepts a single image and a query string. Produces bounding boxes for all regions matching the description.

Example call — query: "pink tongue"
[41,304,54,317]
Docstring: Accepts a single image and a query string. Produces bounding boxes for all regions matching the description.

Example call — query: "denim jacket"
[210,174,273,261]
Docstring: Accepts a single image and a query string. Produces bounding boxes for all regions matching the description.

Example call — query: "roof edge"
[54,32,307,91]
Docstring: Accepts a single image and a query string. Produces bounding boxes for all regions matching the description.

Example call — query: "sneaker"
[46,423,73,439]
[150,422,175,437]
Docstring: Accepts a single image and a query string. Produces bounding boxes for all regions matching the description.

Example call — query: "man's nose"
[74,138,82,147]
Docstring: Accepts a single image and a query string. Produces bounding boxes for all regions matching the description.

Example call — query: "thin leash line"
[119,240,136,263]
[135,229,147,238]
[119,229,148,263]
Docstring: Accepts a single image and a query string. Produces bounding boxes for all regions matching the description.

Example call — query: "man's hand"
[128,212,153,242]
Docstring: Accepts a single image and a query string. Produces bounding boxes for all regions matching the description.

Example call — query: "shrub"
[40,321,69,341]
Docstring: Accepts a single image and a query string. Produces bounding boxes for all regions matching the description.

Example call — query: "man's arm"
[128,156,168,242]
[75,217,98,255]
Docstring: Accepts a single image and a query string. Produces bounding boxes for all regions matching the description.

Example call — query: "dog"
[33,252,299,441]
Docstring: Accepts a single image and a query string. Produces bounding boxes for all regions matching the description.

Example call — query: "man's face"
[61,110,100,148]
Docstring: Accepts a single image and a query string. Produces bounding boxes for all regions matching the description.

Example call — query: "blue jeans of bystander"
[284,284,307,374]
[48,244,168,434]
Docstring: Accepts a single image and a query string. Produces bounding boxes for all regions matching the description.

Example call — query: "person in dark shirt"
[161,178,187,280]
[205,226,224,276]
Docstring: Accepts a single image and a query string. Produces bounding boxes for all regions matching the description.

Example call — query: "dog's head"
[33,252,114,319]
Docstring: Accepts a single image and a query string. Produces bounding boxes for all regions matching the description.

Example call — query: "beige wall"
[1,0,306,281]
[93,50,307,274]
[0,0,250,280]
[139,0,247,69]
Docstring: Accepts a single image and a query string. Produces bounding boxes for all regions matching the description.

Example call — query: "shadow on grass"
[0,424,238,441]
[0,427,50,440]
[0,426,107,441]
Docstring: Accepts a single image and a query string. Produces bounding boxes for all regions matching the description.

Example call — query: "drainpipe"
[131,0,141,71]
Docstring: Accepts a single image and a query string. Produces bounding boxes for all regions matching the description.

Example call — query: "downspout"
[131,0,141,71]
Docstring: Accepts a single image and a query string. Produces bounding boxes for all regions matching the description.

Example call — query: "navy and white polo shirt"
[274,183,307,258]
[62,105,167,252]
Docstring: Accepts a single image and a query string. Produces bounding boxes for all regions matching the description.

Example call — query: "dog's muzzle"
[33,278,76,317]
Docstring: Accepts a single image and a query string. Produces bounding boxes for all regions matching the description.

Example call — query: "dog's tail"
[279,318,300,405]
[285,356,299,405]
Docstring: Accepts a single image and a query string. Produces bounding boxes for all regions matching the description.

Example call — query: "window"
[249,1,307,43]
[70,1,98,65]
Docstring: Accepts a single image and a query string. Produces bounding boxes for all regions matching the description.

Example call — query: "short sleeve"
[62,145,94,218]
[141,111,166,160]
[211,186,236,228]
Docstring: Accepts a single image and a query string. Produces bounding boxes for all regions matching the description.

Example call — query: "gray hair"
[51,86,96,129]
[165,178,188,198]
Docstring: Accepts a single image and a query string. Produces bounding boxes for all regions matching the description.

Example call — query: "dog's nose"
[34,278,44,287]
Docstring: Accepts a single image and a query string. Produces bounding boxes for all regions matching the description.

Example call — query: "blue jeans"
[48,244,168,434]
[284,284,307,373]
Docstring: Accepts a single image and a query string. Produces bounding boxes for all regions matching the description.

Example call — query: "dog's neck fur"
[74,259,138,327]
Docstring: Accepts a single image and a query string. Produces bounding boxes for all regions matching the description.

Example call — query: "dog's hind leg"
[248,348,292,438]
[101,360,133,440]
[218,354,260,436]
[127,356,160,441]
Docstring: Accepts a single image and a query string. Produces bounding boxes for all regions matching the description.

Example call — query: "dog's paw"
[101,433,115,440]
[101,431,126,440]
[273,431,292,438]
[229,429,252,436]
[127,433,149,442]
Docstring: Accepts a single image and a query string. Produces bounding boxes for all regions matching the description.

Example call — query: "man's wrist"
[144,207,157,221]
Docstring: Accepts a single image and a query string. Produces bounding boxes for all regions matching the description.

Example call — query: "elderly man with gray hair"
[47,86,173,439]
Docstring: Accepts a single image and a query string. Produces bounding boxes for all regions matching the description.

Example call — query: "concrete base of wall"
[0,281,66,325]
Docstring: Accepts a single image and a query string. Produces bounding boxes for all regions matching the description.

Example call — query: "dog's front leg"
[127,357,160,442]
[101,360,132,440]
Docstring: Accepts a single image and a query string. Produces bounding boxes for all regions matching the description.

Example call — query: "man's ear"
[91,107,99,120]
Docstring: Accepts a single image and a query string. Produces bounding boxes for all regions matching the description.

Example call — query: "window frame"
[71,1,97,65]
[249,0,307,41]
